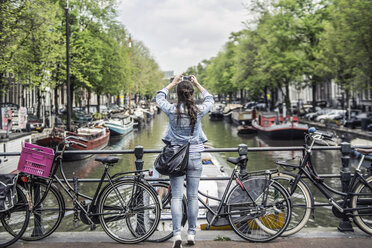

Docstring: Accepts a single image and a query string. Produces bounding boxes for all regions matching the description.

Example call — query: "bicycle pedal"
[205,224,210,230]
[90,224,96,231]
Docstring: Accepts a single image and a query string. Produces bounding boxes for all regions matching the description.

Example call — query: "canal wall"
[299,119,372,142]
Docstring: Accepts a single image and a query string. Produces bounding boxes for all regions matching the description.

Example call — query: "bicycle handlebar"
[308,127,333,141]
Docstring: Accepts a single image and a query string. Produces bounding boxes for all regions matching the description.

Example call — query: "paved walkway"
[0,132,31,173]
[9,229,372,248]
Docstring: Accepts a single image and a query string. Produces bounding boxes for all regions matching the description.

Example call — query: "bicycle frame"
[24,142,150,227]
[282,135,372,217]
[182,165,275,228]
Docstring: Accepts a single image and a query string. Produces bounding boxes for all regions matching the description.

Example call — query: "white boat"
[131,108,146,127]
[104,117,134,136]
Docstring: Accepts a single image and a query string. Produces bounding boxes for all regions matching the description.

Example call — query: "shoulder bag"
[0,174,18,212]
[154,124,195,177]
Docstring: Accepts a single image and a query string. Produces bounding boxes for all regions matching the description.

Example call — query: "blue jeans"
[170,152,202,236]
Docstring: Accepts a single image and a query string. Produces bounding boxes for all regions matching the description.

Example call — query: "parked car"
[305,109,328,121]
[255,103,267,111]
[243,101,257,109]
[26,115,44,132]
[298,105,318,116]
[367,123,372,131]
[315,110,346,123]
[344,112,372,129]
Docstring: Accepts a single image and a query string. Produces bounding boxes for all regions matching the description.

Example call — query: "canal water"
[58,112,359,231]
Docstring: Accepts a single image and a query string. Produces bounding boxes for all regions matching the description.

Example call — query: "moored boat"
[104,117,134,136]
[222,104,242,123]
[34,126,110,161]
[131,108,146,127]
[231,108,256,126]
[237,125,257,135]
[252,112,308,139]
[209,103,225,121]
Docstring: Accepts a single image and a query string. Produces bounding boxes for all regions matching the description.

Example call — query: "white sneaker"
[187,234,195,245]
[172,235,182,248]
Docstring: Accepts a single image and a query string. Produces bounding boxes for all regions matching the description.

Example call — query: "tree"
[203,40,238,101]
[320,0,372,110]
[12,0,62,118]
[255,7,305,113]
[131,40,164,101]
[234,29,266,102]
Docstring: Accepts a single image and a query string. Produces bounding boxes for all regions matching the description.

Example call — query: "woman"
[156,74,214,248]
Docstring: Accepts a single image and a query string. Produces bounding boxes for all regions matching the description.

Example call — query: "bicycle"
[273,127,372,236]
[149,148,292,243]
[14,136,161,244]
[0,175,30,248]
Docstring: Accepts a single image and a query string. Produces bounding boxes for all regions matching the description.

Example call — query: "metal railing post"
[134,146,144,171]
[338,142,353,232]
[32,184,45,237]
[238,144,248,176]
[134,145,145,235]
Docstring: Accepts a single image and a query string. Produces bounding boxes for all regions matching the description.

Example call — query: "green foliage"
[320,0,372,91]
[93,112,105,120]
[130,40,164,99]
[214,235,231,241]
[0,0,164,103]
[188,0,372,108]
[2,0,371,105]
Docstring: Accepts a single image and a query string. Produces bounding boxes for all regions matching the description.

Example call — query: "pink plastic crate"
[17,143,55,178]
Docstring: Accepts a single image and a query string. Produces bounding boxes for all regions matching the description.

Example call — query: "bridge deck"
[9,228,370,248]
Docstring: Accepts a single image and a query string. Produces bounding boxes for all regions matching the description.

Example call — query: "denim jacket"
[156,88,214,146]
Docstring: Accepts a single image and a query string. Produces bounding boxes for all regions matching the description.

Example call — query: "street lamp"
[128,36,132,113]
[65,0,71,131]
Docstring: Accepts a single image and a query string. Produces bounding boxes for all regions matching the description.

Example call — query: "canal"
[58,112,360,231]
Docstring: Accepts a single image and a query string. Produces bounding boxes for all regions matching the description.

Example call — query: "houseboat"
[251,112,308,139]
[231,108,256,126]
[237,125,257,135]
[209,103,225,121]
[34,126,110,160]
[222,104,242,122]
[104,117,134,136]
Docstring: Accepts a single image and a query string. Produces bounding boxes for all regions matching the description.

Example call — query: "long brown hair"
[176,80,198,126]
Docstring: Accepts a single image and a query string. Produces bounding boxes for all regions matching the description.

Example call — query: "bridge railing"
[1,143,371,231]
[2,142,371,194]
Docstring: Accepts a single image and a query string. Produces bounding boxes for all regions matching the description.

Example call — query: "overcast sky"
[117,0,250,74]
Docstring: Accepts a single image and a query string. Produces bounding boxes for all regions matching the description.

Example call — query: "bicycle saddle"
[227,156,246,165]
[95,156,119,164]
[355,148,372,155]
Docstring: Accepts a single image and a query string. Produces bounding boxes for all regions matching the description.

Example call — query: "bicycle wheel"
[21,180,65,241]
[98,179,161,244]
[271,173,312,236]
[352,175,372,235]
[226,177,291,242]
[148,182,187,242]
[0,186,30,248]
